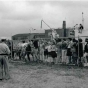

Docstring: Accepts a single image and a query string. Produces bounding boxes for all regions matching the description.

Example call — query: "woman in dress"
[71,39,78,65]
[51,42,57,64]
[47,41,53,65]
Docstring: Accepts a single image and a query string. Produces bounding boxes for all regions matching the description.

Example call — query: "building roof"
[12,33,45,37]
[45,28,62,31]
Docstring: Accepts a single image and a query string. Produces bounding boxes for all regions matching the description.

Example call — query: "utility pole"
[82,12,84,29]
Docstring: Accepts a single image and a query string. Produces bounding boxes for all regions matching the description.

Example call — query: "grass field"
[0,60,88,88]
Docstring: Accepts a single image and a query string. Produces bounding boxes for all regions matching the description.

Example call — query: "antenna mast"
[82,12,84,29]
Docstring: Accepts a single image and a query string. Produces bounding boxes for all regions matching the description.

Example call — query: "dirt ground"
[0,60,88,88]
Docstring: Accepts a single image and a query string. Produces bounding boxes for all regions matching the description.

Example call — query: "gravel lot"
[0,60,88,88]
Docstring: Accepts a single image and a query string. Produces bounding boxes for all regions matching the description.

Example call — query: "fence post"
[11,40,13,60]
[78,35,79,66]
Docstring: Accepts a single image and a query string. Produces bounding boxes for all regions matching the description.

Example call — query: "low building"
[45,28,75,38]
[12,33,45,40]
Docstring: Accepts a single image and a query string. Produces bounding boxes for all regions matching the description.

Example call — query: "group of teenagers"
[14,37,88,67]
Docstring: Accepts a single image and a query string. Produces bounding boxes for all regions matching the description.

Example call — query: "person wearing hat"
[0,38,10,80]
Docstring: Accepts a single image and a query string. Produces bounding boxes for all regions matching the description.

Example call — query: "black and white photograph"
[0,0,88,88]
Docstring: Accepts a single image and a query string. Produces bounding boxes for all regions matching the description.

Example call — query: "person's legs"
[44,50,48,63]
[35,54,38,62]
[62,50,64,63]
[23,52,26,61]
[56,49,61,63]
[63,50,67,64]
[0,57,3,80]
[27,52,30,61]
[39,52,42,62]
[86,53,88,62]
[31,53,34,61]
[68,56,72,64]
[33,48,37,62]
[79,57,81,62]
[34,49,39,62]
[78,57,83,67]
[55,57,58,64]
[83,53,87,63]
[20,51,23,60]
[62,50,67,64]
[12,51,14,59]
[18,50,21,60]
[3,56,10,79]
[41,50,44,62]
[53,57,56,64]
[72,55,75,64]
[74,57,78,65]
[73,53,77,64]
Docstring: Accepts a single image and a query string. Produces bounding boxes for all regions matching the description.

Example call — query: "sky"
[0,0,88,38]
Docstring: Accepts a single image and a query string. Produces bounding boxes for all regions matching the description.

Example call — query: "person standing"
[77,38,83,67]
[33,37,39,62]
[83,38,88,66]
[44,41,48,63]
[47,41,52,65]
[71,39,78,65]
[17,41,22,60]
[20,41,27,61]
[39,40,44,62]
[61,39,67,64]
[25,41,32,62]
[67,38,72,64]
[51,42,57,64]
[0,38,10,80]
[56,39,62,63]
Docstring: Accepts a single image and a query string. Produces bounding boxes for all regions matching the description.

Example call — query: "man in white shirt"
[0,38,10,80]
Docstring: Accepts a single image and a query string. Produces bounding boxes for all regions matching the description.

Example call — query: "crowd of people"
[1,37,88,80]
[11,37,88,67]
